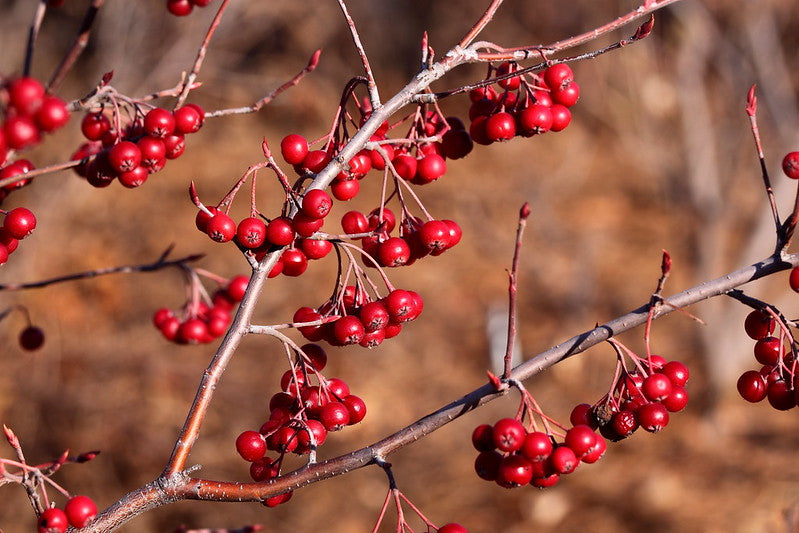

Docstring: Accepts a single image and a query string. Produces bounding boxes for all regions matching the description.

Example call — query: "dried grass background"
[1,1,799,532]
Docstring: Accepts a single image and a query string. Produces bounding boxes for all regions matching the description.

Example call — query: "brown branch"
[24,1,48,78]
[0,248,203,291]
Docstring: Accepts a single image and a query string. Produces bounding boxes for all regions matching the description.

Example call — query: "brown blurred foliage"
[1,0,799,532]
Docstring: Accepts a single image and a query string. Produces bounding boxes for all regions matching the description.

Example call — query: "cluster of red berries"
[166,0,214,16]
[293,285,423,349]
[197,187,334,278]
[36,495,97,532]
[235,343,366,506]
[72,104,204,188]
[588,355,689,441]
[349,206,462,268]
[152,274,247,344]
[472,417,606,490]
[736,309,798,409]
[468,62,579,144]
[0,206,37,265]
[1,77,70,164]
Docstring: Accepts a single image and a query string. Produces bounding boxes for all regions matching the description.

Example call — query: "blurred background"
[1,0,799,531]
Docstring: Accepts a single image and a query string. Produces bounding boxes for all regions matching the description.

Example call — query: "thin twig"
[24,1,48,78]
[337,0,380,108]
[503,202,530,379]
[47,0,106,92]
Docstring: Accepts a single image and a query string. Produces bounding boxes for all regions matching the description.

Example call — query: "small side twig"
[503,202,530,379]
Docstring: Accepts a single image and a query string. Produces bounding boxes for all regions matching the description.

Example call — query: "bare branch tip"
[746,84,757,116]
[519,202,531,220]
[661,249,672,276]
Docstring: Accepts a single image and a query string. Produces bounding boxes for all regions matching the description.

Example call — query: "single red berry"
[296,419,328,451]
[320,401,351,431]
[301,189,333,219]
[520,431,553,462]
[642,373,673,401]
[342,394,367,424]
[377,237,411,267]
[790,267,799,292]
[637,402,669,432]
[301,343,327,370]
[610,409,638,439]
[4,115,40,150]
[474,450,502,481]
[548,445,578,475]
[236,430,266,461]
[549,104,572,132]
[163,133,186,159]
[166,0,193,15]
[236,217,267,248]
[782,152,799,179]
[471,424,496,452]
[564,425,598,459]
[767,378,796,410]
[662,385,689,412]
[81,112,111,141]
[415,154,447,183]
[359,300,390,332]
[417,220,452,253]
[581,435,607,464]
[107,141,142,173]
[206,213,236,243]
[492,418,526,453]
[341,210,369,234]
[249,456,280,481]
[744,309,775,340]
[349,152,372,176]
[543,63,574,91]
[737,370,768,402]
[294,307,324,341]
[8,77,45,115]
[497,61,521,90]
[280,134,309,165]
[517,104,553,135]
[569,403,597,429]
[118,166,149,188]
[19,325,45,350]
[551,81,580,107]
[195,206,221,233]
[441,128,473,159]
[301,238,333,260]
[392,153,418,181]
[301,149,332,174]
[496,454,534,488]
[4,207,36,239]
[178,318,210,344]
[64,495,97,528]
[173,104,204,133]
[226,274,249,302]
[136,136,167,172]
[331,178,360,201]
[368,206,396,233]
[333,315,365,345]
[485,112,516,141]
[660,360,690,387]
[34,96,70,132]
[37,507,68,533]
[143,108,176,138]
[280,248,308,277]
[266,216,295,246]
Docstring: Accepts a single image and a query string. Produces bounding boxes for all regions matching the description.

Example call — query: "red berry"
[790,266,799,292]
[569,403,597,429]
[280,248,308,277]
[236,430,266,461]
[4,115,40,150]
[118,166,148,188]
[496,454,533,488]
[662,385,689,412]
[342,394,367,424]
[392,153,418,180]
[8,77,45,115]
[474,450,502,481]
[543,63,574,91]
[166,0,193,15]
[4,207,36,239]
[320,401,350,431]
[520,431,553,462]
[34,96,70,132]
[496,61,521,90]
[581,435,607,464]
[471,424,496,452]
[81,112,111,141]
[206,213,236,243]
[415,154,447,183]
[660,360,690,387]
[548,445,578,474]
[549,104,572,132]
[19,325,45,350]
[377,237,411,267]
[236,217,267,248]
[610,409,638,439]
[333,315,365,345]
[107,141,142,173]
[767,378,796,410]
[301,189,333,219]
[301,238,333,260]
[564,425,598,459]
[266,217,295,246]
[341,210,369,234]
[417,220,451,253]
[64,495,97,528]
[143,107,176,138]
[744,309,775,340]
[331,178,360,201]
[291,213,324,238]
[441,128,473,159]
[485,112,516,141]
[37,507,68,533]
[226,274,249,302]
[359,300,389,332]
[637,402,669,432]
[492,418,526,453]
[551,81,580,107]
[517,104,553,135]
[280,134,309,165]
[641,373,673,401]
[136,136,167,172]
[173,104,204,133]
[782,151,799,179]
[737,370,768,402]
